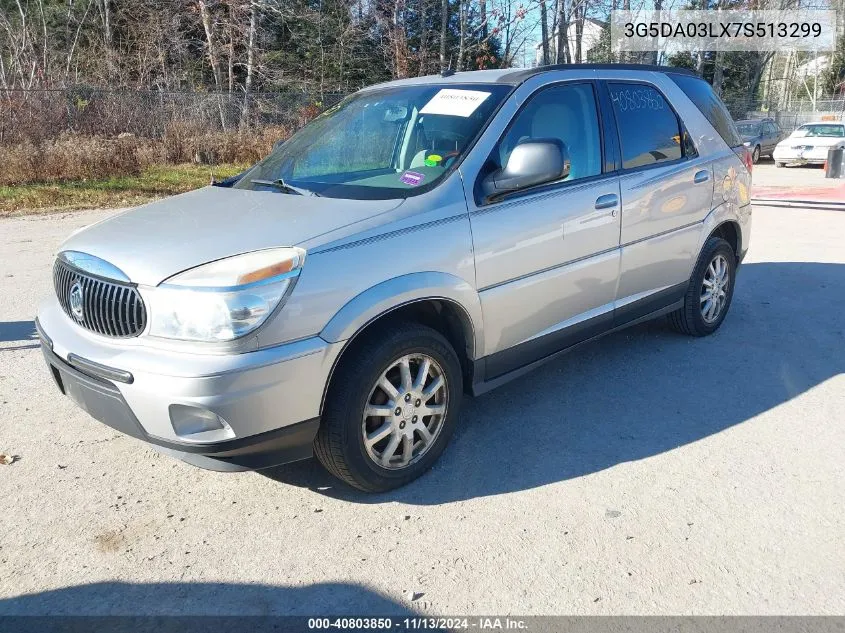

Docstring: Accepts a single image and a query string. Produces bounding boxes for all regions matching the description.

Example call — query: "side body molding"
[320,271,484,360]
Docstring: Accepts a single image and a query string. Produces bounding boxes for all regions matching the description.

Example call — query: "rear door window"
[607,83,683,170]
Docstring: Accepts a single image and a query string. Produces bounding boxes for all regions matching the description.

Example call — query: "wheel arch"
[318,273,483,415]
[709,220,740,258]
[699,199,745,266]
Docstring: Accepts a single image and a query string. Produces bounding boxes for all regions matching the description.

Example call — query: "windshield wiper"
[250,178,320,196]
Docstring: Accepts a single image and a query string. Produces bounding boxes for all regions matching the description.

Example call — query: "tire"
[775,161,785,168]
[752,145,761,164]
[314,322,463,492]
[668,236,736,337]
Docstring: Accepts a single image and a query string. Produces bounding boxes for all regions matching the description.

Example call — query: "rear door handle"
[694,169,710,184]
[595,194,618,210]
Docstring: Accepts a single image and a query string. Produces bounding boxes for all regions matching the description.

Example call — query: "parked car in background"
[773,121,845,167]
[736,118,782,163]
[37,64,752,492]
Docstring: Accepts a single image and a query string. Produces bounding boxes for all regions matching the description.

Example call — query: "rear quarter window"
[669,74,744,148]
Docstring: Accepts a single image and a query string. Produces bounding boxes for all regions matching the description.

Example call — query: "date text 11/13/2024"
[307,617,529,630]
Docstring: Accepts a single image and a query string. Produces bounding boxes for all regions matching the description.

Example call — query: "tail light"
[744,146,754,173]
[733,145,753,174]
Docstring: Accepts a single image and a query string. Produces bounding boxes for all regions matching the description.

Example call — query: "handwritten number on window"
[610,88,665,113]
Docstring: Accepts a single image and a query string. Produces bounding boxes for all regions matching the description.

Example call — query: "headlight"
[146,247,305,342]
[743,141,751,147]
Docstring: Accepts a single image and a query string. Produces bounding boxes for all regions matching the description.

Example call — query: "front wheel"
[776,161,785,168]
[752,145,761,164]
[668,236,736,337]
[314,322,463,492]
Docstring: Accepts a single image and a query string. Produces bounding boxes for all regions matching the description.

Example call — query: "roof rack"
[499,63,700,84]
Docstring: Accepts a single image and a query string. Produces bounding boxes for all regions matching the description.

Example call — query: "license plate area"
[62,368,96,411]
[42,345,148,441]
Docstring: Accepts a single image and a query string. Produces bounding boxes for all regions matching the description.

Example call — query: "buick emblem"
[69,282,84,320]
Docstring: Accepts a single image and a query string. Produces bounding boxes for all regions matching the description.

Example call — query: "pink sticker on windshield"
[399,171,425,186]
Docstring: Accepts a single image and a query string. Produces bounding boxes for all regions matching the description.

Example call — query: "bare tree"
[241,0,259,127]
[197,0,228,128]
[540,0,550,65]
[457,0,467,70]
[573,2,587,64]
[439,0,448,70]
[419,0,430,75]
[97,0,114,78]
[65,0,95,81]
[393,0,409,78]
[555,0,570,63]
[198,0,225,91]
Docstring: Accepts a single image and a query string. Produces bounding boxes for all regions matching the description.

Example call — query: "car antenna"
[209,164,216,185]
[441,57,455,77]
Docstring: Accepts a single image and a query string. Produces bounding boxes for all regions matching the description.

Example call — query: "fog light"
[169,404,234,439]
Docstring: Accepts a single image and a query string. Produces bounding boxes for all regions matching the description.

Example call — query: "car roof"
[737,118,774,124]
[361,63,699,92]
[797,120,845,126]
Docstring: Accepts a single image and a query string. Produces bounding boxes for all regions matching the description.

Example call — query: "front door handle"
[595,193,618,210]
[694,169,710,184]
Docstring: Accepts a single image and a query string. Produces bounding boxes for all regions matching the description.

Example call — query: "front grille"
[53,259,146,338]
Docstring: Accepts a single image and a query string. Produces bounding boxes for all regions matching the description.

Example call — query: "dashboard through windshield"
[233,83,511,200]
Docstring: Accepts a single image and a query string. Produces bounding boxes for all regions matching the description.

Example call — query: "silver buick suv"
[37,64,752,491]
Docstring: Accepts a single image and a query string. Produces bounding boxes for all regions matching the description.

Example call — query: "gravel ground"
[752,160,843,190]
[0,204,843,616]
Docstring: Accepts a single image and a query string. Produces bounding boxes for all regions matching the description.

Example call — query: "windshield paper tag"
[400,171,425,186]
[420,89,491,117]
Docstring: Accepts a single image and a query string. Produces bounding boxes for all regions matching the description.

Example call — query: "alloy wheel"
[361,354,448,470]
[700,254,730,323]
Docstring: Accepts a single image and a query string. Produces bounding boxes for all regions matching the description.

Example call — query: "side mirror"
[273,139,285,151]
[481,140,570,202]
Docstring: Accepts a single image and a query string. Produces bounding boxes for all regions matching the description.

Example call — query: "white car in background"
[773,121,845,167]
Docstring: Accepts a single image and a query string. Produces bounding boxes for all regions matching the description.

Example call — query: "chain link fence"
[722,95,845,131]
[0,88,347,146]
[0,88,350,185]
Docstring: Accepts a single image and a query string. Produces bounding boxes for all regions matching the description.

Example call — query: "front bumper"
[772,148,828,164]
[37,299,344,471]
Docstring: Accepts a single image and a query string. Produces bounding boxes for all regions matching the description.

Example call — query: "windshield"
[736,123,761,136]
[792,124,845,138]
[234,83,511,200]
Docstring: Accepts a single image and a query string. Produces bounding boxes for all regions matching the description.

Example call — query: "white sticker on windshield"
[420,89,491,117]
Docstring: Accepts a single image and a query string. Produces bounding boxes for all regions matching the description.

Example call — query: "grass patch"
[0,163,248,216]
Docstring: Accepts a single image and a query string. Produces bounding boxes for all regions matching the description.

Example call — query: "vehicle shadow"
[0,580,413,618]
[0,320,36,343]
[263,261,845,504]
[0,320,39,351]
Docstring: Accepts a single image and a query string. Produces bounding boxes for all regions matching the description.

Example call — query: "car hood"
[61,186,403,286]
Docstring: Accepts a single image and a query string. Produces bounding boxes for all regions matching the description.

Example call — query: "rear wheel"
[776,161,785,168]
[668,237,736,337]
[314,322,463,492]
[752,145,761,164]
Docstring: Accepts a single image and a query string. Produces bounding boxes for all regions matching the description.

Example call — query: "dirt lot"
[0,203,843,615]
[752,160,844,195]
